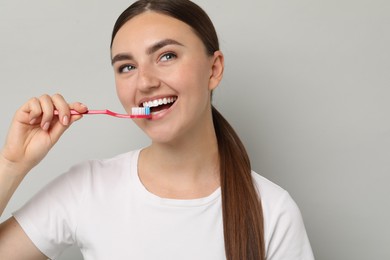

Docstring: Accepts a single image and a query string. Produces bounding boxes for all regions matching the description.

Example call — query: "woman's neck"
[138,123,220,199]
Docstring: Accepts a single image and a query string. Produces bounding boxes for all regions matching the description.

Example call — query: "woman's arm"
[0,217,48,260]
[0,94,87,259]
[0,94,86,216]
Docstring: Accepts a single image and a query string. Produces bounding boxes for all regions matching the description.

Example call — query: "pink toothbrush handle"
[69,110,105,115]
[54,110,98,115]
[54,109,151,119]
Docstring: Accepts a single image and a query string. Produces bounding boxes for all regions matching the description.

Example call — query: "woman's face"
[111,11,223,143]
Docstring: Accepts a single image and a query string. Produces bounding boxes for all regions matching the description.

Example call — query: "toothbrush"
[54,107,151,119]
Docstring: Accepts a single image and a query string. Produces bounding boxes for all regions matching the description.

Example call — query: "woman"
[0,0,314,259]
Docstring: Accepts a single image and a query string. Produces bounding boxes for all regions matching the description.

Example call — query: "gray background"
[1,0,389,259]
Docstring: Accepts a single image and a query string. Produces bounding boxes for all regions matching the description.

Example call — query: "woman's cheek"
[116,82,133,109]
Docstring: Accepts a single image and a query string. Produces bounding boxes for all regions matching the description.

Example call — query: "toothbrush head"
[130,106,151,118]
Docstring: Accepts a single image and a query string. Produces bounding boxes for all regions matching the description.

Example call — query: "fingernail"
[42,122,50,131]
[63,115,69,126]
[29,118,37,125]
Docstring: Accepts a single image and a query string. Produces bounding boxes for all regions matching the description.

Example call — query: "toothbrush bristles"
[131,107,151,118]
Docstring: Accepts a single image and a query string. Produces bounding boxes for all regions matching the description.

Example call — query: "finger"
[66,101,89,124]
[38,94,55,131]
[74,106,87,124]
[48,103,87,142]
[51,93,71,126]
[48,117,73,144]
[25,97,43,125]
[70,102,88,113]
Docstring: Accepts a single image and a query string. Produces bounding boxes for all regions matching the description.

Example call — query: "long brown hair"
[110,1,265,259]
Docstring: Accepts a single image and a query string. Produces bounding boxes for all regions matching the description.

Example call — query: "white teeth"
[143,97,177,108]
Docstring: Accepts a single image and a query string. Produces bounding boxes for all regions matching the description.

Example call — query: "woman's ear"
[208,50,224,91]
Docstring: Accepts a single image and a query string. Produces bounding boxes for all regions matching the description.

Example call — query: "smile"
[142,96,177,113]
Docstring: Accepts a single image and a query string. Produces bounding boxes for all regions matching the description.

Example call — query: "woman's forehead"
[111,12,201,53]
[114,12,193,42]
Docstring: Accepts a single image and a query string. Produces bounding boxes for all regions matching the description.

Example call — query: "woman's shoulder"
[251,171,289,202]
[56,149,141,190]
[252,171,314,260]
[69,149,140,174]
[250,171,303,226]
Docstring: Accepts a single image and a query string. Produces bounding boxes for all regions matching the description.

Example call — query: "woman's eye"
[119,65,136,73]
[160,53,177,62]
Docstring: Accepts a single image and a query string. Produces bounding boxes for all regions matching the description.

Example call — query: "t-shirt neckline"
[130,149,221,207]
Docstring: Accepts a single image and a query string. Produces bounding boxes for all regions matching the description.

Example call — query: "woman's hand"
[0,94,88,176]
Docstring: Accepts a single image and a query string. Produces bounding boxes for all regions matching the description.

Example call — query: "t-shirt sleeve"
[265,190,315,260]
[13,162,90,259]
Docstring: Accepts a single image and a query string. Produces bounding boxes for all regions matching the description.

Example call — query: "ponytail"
[212,106,265,260]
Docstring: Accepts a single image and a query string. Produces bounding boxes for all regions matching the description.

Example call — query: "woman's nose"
[136,66,160,91]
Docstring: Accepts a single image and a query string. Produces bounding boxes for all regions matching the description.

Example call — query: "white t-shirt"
[13,149,314,260]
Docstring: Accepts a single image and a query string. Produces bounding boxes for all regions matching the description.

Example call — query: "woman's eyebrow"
[111,53,134,65]
[111,38,184,65]
[146,38,184,55]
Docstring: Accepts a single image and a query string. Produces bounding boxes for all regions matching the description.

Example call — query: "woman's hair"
[110,1,265,259]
